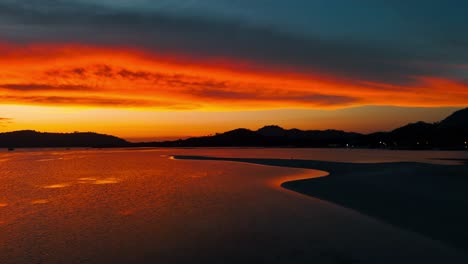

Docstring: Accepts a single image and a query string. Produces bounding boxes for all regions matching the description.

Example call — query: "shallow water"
[0,148,467,263]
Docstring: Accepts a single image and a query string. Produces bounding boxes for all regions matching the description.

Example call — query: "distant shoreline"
[2,107,468,150]
[3,146,467,151]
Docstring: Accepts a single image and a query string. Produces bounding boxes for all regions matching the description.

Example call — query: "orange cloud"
[0,117,12,128]
[0,43,467,110]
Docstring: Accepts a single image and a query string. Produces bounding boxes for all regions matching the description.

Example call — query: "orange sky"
[0,43,467,140]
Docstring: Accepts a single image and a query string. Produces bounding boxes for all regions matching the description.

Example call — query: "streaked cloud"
[188,88,359,106]
[0,1,466,112]
[0,0,467,85]
[0,44,466,110]
[0,117,13,127]
[0,84,94,92]
[0,94,199,109]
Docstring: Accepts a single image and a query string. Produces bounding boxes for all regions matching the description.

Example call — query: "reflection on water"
[78,177,120,185]
[43,183,71,189]
[42,178,121,189]
[118,209,136,216]
[0,148,466,264]
[78,177,98,182]
[31,199,49,205]
[93,178,119,185]
[37,158,64,162]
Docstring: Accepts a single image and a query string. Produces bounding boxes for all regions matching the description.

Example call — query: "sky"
[0,0,467,140]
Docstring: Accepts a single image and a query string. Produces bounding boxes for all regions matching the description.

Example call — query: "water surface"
[1,148,467,263]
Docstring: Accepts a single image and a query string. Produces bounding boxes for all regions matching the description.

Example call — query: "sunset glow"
[0,0,467,139]
[1,43,467,110]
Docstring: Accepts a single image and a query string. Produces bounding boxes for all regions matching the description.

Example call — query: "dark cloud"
[117,69,152,81]
[1,0,465,85]
[39,64,232,89]
[0,117,13,127]
[0,84,94,92]
[93,65,114,78]
[188,88,359,106]
[0,95,198,109]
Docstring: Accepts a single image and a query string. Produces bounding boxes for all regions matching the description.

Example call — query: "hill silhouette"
[439,107,468,130]
[134,126,362,148]
[2,107,467,149]
[0,130,130,148]
[361,108,468,149]
[144,108,468,149]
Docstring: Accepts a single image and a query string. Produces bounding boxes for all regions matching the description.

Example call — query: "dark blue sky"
[1,0,467,83]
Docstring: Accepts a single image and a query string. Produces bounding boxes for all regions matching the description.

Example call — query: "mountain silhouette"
[361,108,468,149]
[438,108,468,132]
[0,130,130,148]
[257,125,288,137]
[2,107,467,149]
[147,108,467,149]
[133,125,361,148]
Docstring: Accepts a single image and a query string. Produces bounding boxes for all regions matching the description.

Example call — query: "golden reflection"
[0,203,7,207]
[93,178,119,185]
[78,177,98,182]
[78,177,120,185]
[31,199,49,205]
[43,183,70,189]
[37,158,63,162]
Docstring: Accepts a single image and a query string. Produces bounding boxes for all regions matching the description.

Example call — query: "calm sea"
[1,148,467,263]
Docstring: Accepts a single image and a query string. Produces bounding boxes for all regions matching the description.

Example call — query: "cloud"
[0,45,466,110]
[0,58,363,108]
[0,95,198,109]
[0,84,94,92]
[187,88,359,106]
[0,0,465,85]
[37,64,232,90]
[0,117,13,127]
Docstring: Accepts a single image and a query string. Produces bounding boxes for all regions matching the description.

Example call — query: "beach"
[176,155,468,252]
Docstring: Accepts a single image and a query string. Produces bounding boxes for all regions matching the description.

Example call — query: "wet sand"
[175,155,468,252]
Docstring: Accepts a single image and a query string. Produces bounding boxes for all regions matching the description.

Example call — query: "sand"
[175,155,468,252]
